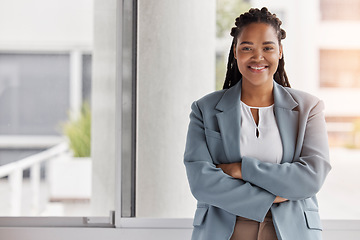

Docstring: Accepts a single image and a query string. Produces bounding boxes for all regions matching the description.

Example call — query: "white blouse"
[240,101,283,164]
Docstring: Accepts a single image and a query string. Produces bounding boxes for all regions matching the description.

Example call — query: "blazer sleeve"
[184,101,276,222]
[241,100,332,201]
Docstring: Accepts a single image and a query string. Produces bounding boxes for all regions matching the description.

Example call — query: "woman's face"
[234,23,282,88]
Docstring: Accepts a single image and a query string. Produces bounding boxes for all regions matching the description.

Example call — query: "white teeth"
[250,66,266,70]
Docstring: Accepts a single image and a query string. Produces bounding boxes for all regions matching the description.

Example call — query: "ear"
[233,44,237,59]
[279,44,283,59]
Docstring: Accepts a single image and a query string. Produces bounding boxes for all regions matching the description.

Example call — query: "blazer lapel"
[215,82,242,163]
[273,82,299,163]
[214,81,299,164]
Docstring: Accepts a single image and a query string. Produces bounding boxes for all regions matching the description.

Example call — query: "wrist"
[235,162,242,179]
[239,162,242,179]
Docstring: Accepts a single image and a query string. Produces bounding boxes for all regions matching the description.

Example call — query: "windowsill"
[1,217,359,230]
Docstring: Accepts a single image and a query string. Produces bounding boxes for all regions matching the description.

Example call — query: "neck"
[241,80,274,107]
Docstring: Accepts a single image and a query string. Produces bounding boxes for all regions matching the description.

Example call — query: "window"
[0,51,98,216]
[317,2,360,222]
[320,49,360,88]
[0,53,70,135]
[320,0,360,21]
[0,0,114,220]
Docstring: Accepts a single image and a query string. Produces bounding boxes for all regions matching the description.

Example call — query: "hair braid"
[223,7,291,89]
[223,39,241,89]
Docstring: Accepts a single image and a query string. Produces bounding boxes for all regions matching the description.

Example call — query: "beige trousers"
[230,211,278,240]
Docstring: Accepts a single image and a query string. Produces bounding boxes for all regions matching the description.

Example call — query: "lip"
[248,65,268,73]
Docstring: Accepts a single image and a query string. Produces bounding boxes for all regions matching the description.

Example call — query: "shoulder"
[284,87,325,113]
[284,87,318,101]
[283,87,321,106]
[193,88,227,111]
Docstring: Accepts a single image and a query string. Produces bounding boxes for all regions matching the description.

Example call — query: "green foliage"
[216,0,250,38]
[63,103,91,158]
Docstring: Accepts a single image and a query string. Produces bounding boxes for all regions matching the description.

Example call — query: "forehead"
[237,23,278,42]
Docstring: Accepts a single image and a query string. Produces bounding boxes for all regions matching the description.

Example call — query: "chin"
[243,77,273,87]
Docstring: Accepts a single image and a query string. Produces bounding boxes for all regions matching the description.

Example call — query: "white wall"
[136,0,216,218]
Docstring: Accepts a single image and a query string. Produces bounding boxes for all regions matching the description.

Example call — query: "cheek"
[236,59,248,72]
[235,54,248,67]
[269,54,280,65]
[269,58,280,74]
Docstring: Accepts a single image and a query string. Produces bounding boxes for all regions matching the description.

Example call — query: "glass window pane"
[82,54,92,104]
[0,51,93,216]
[0,0,115,218]
[0,53,70,135]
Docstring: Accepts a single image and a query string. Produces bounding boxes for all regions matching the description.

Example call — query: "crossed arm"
[216,162,288,203]
[216,99,331,202]
[184,100,331,221]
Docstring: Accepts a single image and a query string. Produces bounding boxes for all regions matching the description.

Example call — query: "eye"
[241,47,252,51]
[264,46,274,51]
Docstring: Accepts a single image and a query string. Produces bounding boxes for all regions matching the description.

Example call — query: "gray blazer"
[184,80,331,240]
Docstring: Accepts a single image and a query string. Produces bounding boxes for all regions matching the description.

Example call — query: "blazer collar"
[273,82,298,110]
[215,80,298,111]
[215,80,241,112]
[214,81,242,163]
[273,82,299,163]
[215,80,299,164]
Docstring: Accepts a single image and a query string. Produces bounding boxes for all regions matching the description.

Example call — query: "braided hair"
[222,7,290,89]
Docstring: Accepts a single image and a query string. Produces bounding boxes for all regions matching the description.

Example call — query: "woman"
[184,7,331,240]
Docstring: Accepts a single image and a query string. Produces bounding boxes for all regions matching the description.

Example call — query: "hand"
[273,196,288,203]
[216,162,242,179]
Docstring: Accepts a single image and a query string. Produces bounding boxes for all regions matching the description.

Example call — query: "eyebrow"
[239,41,276,45]
[239,41,253,45]
[263,41,276,45]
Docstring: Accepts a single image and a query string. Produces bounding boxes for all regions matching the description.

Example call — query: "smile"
[248,65,268,72]
[249,66,267,70]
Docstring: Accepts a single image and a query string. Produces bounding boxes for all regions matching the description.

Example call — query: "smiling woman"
[184,7,331,240]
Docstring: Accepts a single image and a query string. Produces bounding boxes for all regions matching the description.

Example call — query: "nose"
[251,49,264,61]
